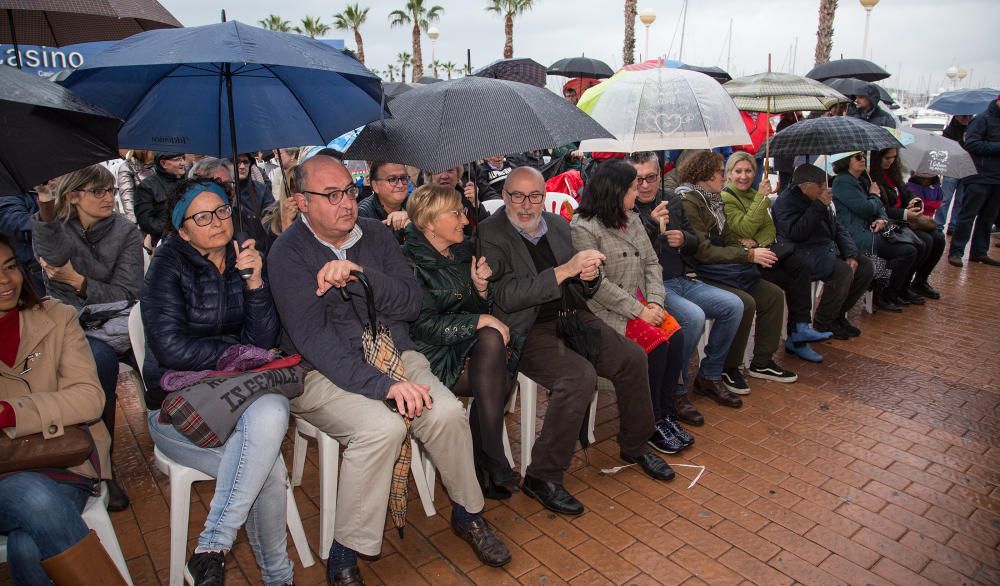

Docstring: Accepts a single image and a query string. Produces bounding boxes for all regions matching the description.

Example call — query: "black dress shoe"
[674,394,704,426]
[106,478,130,512]
[835,317,861,337]
[875,294,903,313]
[970,255,1000,266]
[620,451,675,481]
[899,288,926,305]
[813,321,849,340]
[911,281,941,299]
[521,476,584,516]
[452,517,511,567]
[694,375,743,408]
[329,566,364,586]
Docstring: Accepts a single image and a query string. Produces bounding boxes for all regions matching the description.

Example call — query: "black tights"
[647,330,685,421]
[451,328,513,467]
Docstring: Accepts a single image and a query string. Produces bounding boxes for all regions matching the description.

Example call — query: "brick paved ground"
[3,242,1000,585]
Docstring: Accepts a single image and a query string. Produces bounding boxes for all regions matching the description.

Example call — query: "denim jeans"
[936,176,964,231]
[662,276,744,391]
[148,394,293,586]
[0,472,91,585]
[87,337,120,448]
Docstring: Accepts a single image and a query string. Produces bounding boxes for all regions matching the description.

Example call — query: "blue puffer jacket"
[140,232,280,410]
[964,99,1000,185]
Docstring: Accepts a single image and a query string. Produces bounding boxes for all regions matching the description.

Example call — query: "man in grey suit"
[478,167,675,516]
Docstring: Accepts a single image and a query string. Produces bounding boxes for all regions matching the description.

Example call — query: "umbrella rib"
[261,64,327,145]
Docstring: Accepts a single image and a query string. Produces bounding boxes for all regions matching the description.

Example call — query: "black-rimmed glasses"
[375,175,408,186]
[302,184,360,205]
[636,173,660,185]
[183,204,233,227]
[505,190,544,204]
[77,187,117,199]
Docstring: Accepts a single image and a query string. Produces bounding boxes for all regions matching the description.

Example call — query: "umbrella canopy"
[0,65,121,195]
[757,116,902,157]
[577,67,750,153]
[806,58,890,82]
[823,78,894,104]
[472,58,546,87]
[60,20,386,157]
[0,0,180,48]
[898,127,977,179]
[344,76,612,174]
[547,57,614,79]
[618,58,685,72]
[725,72,848,113]
[415,75,442,84]
[927,88,1000,116]
[679,64,732,83]
[384,82,422,98]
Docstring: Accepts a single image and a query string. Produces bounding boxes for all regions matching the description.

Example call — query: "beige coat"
[0,299,111,480]
[570,211,666,335]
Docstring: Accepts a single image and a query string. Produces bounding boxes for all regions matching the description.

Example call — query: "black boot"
[475,453,512,500]
[106,478,130,512]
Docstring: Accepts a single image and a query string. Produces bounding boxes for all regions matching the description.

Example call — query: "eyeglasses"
[302,184,360,205]
[505,190,544,204]
[183,204,233,227]
[236,159,252,167]
[852,153,866,161]
[441,208,465,219]
[636,173,660,185]
[77,187,117,199]
[376,175,408,186]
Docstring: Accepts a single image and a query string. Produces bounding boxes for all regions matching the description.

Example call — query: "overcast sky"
[161,0,999,100]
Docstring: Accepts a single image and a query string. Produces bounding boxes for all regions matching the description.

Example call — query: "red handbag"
[624,290,681,354]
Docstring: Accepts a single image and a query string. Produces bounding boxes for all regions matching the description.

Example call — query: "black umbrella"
[823,78,894,104]
[383,82,422,99]
[547,57,614,79]
[472,58,547,87]
[415,75,443,84]
[806,58,890,82]
[345,76,612,174]
[0,65,121,195]
[756,116,902,157]
[679,64,732,83]
[0,0,181,69]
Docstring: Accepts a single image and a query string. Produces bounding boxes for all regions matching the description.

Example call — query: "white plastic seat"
[516,373,598,471]
[543,192,578,215]
[128,303,315,585]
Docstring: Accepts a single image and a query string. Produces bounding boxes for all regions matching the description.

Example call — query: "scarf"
[677,182,726,231]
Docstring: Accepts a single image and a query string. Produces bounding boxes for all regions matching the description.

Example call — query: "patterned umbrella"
[898,127,977,179]
[823,78,894,104]
[756,116,902,157]
[547,57,614,79]
[618,58,685,72]
[805,58,890,82]
[339,271,411,537]
[472,58,547,87]
[724,72,848,113]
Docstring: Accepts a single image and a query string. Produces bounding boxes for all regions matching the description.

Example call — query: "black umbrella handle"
[338,270,377,327]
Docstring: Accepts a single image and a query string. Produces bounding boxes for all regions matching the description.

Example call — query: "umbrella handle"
[338,270,378,328]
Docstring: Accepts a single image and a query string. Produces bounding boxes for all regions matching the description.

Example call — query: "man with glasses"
[135,152,186,245]
[268,155,511,583]
[478,166,675,517]
[358,161,411,242]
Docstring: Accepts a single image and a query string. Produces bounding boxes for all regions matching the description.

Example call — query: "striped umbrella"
[472,58,547,87]
[724,72,848,113]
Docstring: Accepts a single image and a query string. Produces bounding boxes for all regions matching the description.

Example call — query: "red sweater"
[0,308,18,427]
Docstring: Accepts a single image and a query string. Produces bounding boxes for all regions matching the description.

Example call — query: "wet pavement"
[3,239,999,585]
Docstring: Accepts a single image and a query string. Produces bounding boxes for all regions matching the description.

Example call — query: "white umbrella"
[577,68,750,152]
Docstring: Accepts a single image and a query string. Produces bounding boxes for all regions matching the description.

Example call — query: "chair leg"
[83,486,134,586]
[518,374,538,472]
[284,482,315,568]
[291,423,309,487]
[501,421,515,469]
[586,390,599,445]
[316,433,339,560]
[166,470,193,586]
[409,440,437,517]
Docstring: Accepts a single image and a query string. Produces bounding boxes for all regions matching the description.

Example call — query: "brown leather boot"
[674,394,704,426]
[41,530,127,586]
[693,375,743,408]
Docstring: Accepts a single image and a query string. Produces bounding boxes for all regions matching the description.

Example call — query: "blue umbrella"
[60,20,387,158]
[927,88,1000,116]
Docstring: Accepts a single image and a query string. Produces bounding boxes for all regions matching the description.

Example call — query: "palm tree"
[397,51,412,82]
[622,0,637,66]
[333,4,370,65]
[429,59,443,78]
[385,64,399,82]
[485,0,534,59]
[442,61,458,79]
[814,0,838,66]
[388,0,443,81]
[258,14,292,32]
[295,16,330,39]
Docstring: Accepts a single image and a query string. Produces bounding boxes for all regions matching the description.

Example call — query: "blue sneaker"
[787,322,834,344]
[785,339,823,362]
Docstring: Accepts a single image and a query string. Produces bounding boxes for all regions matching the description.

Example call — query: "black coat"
[942,117,968,148]
[140,232,280,409]
[134,165,182,244]
[964,99,1000,185]
[772,185,860,281]
[633,189,699,280]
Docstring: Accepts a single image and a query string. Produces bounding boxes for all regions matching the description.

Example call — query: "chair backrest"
[544,192,578,215]
[481,199,504,215]
[127,303,150,411]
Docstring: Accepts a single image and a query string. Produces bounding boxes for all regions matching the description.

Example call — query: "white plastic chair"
[128,304,315,585]
[481,199,504,215]
[543,192,578,215]
[516,373,598,471]
[0,483,134,586]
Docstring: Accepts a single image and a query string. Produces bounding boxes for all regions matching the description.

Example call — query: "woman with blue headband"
[140,178,294,585]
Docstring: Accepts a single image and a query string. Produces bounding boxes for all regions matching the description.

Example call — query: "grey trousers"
[291,350,484,556]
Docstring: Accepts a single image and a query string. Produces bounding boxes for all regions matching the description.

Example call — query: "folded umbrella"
[0,65,121,195]
[344,76,612,174]
[547,56,614,79]
[898,127,977,179]
[927,88,1000,116]
[472,58,547,87]
[806,58,890,82]
[757,116,902,157]
[725,72,848,113]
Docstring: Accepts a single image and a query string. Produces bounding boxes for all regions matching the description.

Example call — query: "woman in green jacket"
[722,152,831,362]
[401,184,521,499]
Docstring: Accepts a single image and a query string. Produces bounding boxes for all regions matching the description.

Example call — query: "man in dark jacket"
[848,83,896,129]
[479,166,675,517]
[948,97,1000,266]
[236,152,275,218]
[0,191,44,293]
[628,152,745,423]
[772,164,874,339]
[267,155,510,580]
[937,114,973,232]
[134,152,185,244]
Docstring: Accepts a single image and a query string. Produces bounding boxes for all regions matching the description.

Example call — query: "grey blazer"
[570,211,666,335]
[478,210,599,337]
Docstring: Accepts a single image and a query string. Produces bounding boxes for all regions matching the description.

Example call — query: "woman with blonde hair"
[262,165,300,241]
[32,164,143,510]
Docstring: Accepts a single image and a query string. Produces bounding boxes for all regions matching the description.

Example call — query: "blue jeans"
[0,472,91,585]
[662,277,744,391]
[936,176,964,231]
[148,394,293,586]
[87,337,120,441]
